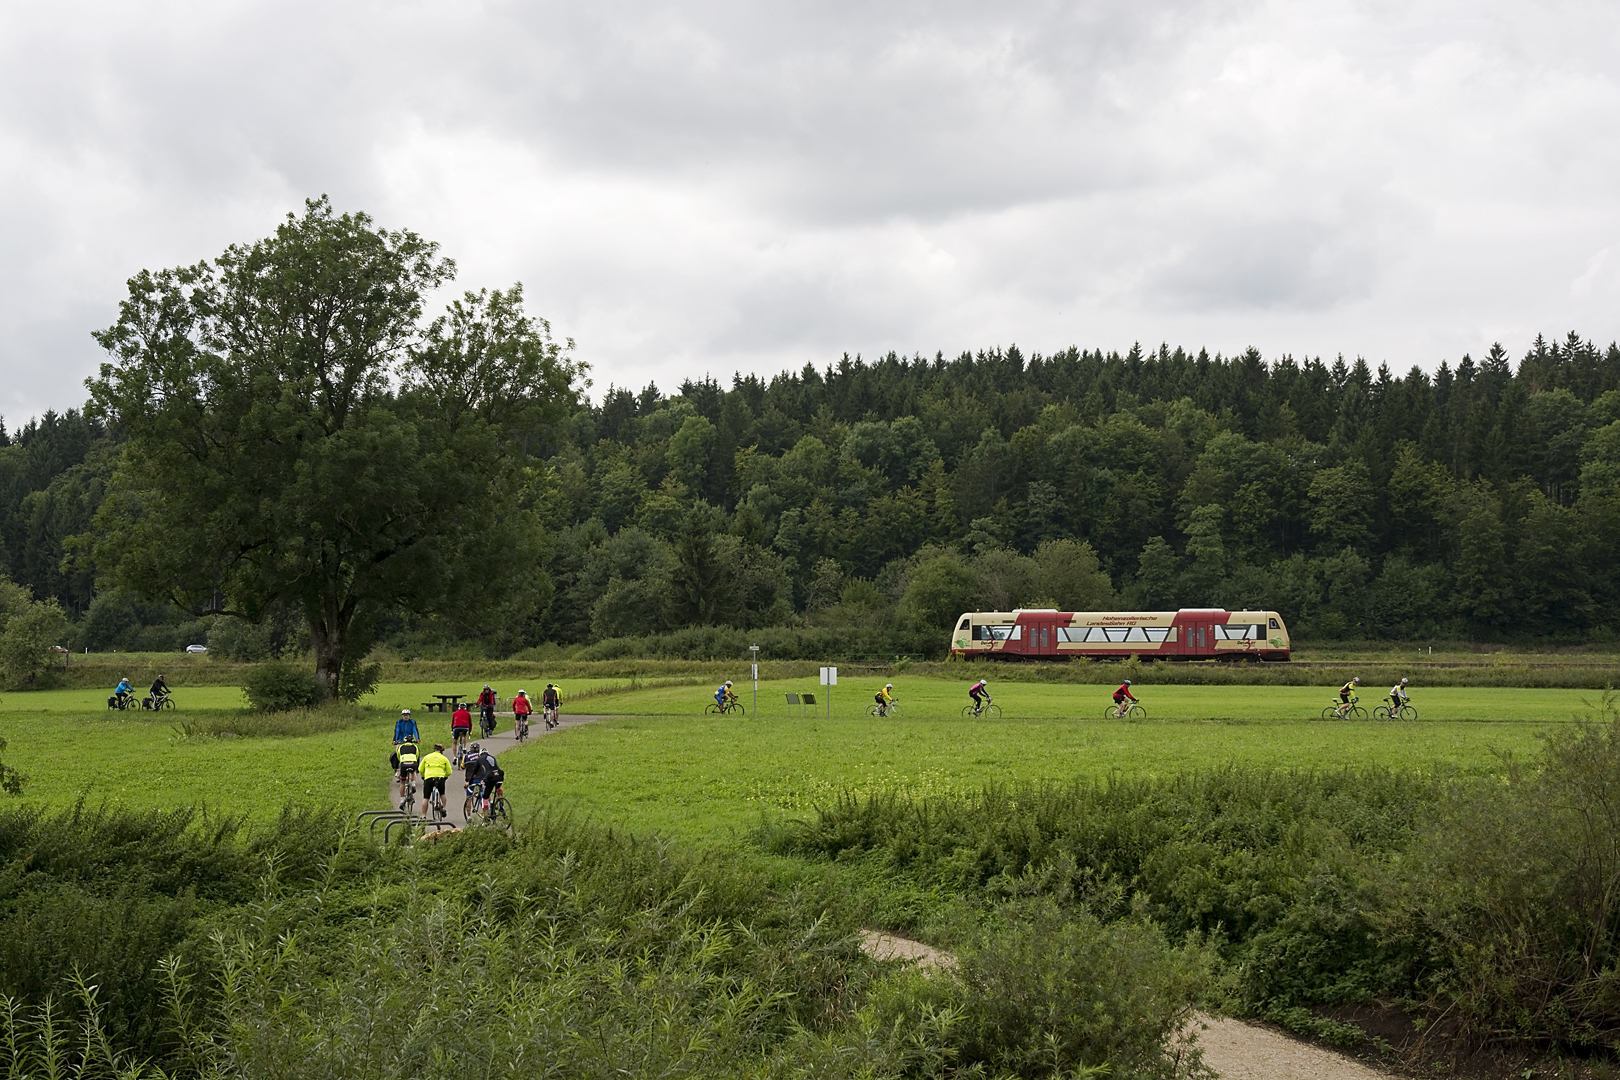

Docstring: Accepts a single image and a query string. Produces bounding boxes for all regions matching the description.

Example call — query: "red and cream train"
[949,608,1291,661]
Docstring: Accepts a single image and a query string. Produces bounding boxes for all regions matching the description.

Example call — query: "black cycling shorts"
[398,763,418,779]
[423,776,446,801]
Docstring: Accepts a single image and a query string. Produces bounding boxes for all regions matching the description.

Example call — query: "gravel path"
[384,712,611,827]
[383,728,1397,1079]
[856,932,1398,1080]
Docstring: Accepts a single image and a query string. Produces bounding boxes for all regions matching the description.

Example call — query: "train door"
[1032,621,1059,657]
[1187,621,1216,656]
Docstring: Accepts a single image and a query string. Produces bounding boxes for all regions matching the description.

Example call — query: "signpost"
[818,666,837,718]
[750,644,759,718]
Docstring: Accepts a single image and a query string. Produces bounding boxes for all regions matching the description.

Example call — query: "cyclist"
[451,702,472,738]
[511,690,532,735]
[464,743,502,814]
[419,743,452,814]
[393,737,420,809]
[148,674,171,705]
[450,703,472,759]
[873,683,895,717]
[1335,677,1361,719]
[394,708,419,744]
[714,680,736,711]
[476,684,497,734]
[968,678,990,715]
[541,683,561,729]
[1389,677,1411,714]
[113,676,133,708]
[1111,680,1138,718]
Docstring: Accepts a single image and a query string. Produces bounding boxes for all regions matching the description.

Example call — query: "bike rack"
[367,811,409,835]
[384,816,456,843]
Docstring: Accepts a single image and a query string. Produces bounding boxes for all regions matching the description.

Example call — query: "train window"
[1166,627,1178,642]
[1103,627,1131,642]
[1058,627,1083,642]
[959,618,970,630]
[1124,627,1149,642]
[1143,628,1169,642]
[975,625,1018,641]
[1269,617,1280,629]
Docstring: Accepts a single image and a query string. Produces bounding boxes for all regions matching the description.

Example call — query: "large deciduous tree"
[86,198,582,698]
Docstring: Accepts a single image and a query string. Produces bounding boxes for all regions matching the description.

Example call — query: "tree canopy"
[84,198,583,693]
[3,210,1618,659]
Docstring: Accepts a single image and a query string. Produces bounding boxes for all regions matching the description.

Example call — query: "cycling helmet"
[1351,677,1360,683]
[401,708,411,716]
[518,689,527,695]
[885,683,893,689]
[470,743,481,753]
[1400,677,1409,685]
[1124,680,1132,685]
[725,680,733,687]
[433,743,445,751]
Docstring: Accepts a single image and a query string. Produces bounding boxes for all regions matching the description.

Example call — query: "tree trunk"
[308,608,347,702]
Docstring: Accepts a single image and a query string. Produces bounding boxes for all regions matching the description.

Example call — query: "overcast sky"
[3,0,1619,423]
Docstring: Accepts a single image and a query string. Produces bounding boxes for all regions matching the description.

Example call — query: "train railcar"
[948,608,1291,661]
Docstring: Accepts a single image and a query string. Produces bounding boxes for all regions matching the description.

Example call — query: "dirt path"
[385,712,611,828]
[856,932,1398,1080]
[381,729,1396,1078]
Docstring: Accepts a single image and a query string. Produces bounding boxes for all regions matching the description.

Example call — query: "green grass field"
[3,674,1607,840]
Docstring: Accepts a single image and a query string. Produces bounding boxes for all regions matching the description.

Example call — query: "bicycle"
[428,784,447,822]
[544,705,560,730]
[400,777,417,818]
[451,730,470,767]
[464,780,487,824]
[961,698,1001,719]
[1320,696,1367,721]
[1105,702,1147,720]
[706,696,745,715]
[515,713,530,743]
[142,693,175,711]
[487,782,511,828]
[107,694,136,711]
[480,711,497,739]
[867,702,903,718]
[1373,701,1418,722]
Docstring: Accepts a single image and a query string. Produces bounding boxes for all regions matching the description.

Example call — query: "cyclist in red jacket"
[1111,680,1138,717]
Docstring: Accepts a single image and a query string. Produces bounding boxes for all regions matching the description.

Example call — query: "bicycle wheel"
[489,796,511,826]
[1320,707,1341,721]
[961,705,979,718]
[464,792,479,821]
[1398,705,1418,722]
[705,703,723,715]
[1372,706,1391,720]
[887,703,902,718]
[158,697,174,710]
[1126,705,1147,720]
[1348,706,1367,720]
[867,705,882,717]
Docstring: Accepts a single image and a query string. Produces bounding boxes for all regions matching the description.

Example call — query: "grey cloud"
[2,0,1620,420]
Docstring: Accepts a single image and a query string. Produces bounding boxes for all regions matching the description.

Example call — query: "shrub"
[0,734,26,794]
[241,659,324,711]
[1396,696,1620,1049]
[0,578,69,689]
[946,902,1213,1079]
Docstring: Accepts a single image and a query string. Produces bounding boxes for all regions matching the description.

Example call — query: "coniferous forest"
[4,333,1620,657]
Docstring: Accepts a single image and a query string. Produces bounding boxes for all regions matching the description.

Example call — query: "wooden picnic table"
[424,693,467,713]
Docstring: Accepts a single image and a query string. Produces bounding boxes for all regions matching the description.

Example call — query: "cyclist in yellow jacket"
[418,743,453,812]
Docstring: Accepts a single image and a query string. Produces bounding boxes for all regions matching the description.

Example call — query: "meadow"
[1,674,1602,838]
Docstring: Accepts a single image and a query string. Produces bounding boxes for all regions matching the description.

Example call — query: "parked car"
[185,644,208,654]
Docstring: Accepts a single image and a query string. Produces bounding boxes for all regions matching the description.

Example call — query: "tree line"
[1,199,1618,685]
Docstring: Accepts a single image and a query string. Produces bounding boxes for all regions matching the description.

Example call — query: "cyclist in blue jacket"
[394,708,420,744]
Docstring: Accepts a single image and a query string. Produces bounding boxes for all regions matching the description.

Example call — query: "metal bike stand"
[367,811,411,835]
